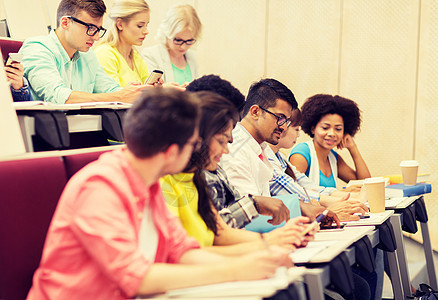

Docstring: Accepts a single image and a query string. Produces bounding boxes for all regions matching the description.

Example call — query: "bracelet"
[248,194,259,212]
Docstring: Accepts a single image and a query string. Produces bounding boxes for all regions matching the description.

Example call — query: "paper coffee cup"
[400,160,419,186]
[364,177,385,213]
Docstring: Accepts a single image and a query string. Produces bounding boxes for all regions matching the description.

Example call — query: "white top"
[141,44,198,83]
[306,140,338,187]
[220,123,273,196]
[139,205,158,261]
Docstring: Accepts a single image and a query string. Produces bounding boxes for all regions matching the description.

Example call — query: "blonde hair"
[100,0,149,47]
[156,4,202,45]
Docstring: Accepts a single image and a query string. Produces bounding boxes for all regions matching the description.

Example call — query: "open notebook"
[161,267,290,298]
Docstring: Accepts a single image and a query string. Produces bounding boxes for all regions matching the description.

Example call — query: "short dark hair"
[186,74,245,113]
[123,88,200,158]
[57,0,106,27]
[184,91,239,236]
[301,94,362,138]
[242,78,297,117]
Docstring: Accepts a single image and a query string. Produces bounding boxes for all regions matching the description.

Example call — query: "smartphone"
[320,223,345,230]
[145,69,163,85]
[5,53,23,66]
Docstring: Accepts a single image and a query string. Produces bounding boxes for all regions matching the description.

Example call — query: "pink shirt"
[27,149,200,300]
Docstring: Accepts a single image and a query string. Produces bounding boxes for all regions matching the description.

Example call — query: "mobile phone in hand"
[5,53,23,67]
[145,69,163,85]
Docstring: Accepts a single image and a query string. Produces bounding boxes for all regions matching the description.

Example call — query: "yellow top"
[94,44,149,87]
[160,173,215,247]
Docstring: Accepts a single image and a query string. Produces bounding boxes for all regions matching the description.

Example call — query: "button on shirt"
[20,30,121,104]
[27,149,199,300]
[220,123,273,197]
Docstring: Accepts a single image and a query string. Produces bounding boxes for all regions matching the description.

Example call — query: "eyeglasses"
[65,16,107,38]
[187,137,203,152]
[172,38,196,46]
[259,106,291,127]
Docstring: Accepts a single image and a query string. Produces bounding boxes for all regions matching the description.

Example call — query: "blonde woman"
[94,0,152,87]
[142,4,201,86]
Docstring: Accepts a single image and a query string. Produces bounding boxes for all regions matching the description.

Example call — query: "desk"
[387,195,437,297]
[336,210,405,299]
[142,267,307,299]
[295,226,375,300]
[18,114,102,152]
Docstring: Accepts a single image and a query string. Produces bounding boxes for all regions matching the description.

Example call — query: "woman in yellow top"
[94,0,151,87]
[161,91,315,254]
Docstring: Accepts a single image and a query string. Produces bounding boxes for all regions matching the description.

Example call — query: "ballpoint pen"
[301,209,329,236]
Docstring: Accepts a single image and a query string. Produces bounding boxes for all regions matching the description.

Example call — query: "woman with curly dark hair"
[289,94,371,188]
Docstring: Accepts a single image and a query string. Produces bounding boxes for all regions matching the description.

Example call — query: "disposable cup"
[364,177,385,213]
[400,160,419,186]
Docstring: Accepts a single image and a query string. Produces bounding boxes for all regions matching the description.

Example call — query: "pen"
[301,209,329,236]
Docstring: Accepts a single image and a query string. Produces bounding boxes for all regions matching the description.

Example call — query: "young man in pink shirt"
[27,88,291,300]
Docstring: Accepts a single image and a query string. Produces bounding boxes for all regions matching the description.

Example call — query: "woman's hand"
[337,134,356,151]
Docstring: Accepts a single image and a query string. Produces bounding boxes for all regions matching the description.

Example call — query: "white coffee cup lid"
[364,177,385,184]
[400,160,419,167]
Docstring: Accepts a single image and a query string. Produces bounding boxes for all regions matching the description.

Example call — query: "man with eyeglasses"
[220,78,341,224]
[19,0,148,104]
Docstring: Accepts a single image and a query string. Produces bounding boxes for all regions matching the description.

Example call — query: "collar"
[50,30,81,64]
[234,123,267,157]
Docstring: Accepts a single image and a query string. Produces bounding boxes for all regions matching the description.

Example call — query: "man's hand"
[118,82,150,103]
[253,196,290,225]
[5,62,25,90]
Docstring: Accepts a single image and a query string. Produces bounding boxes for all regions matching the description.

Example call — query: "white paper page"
[290,240,338,263]
[165,267,289,298]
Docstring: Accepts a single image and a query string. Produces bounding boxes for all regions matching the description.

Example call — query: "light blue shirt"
[20,30,121,104]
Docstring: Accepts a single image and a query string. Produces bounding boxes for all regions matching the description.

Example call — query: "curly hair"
[301,94,361,138]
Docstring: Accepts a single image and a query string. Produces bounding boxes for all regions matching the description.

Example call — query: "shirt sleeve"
[221,154,264,196]
[89,49,122,94]
[69,179,150,298]
[21,42,73,104]
[218,196,258,228]
[95,45,122,85]
[158,193,200,263]
[289,143,312,176]
[10,77,33,101]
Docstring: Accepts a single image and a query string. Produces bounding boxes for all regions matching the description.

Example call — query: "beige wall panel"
[339,0,419,178]
[196,0,266,93]
[1,0,49,39]
[266,0,341,104]
[414,0,438,248]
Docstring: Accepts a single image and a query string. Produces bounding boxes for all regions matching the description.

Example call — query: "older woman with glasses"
[141,4,201,86]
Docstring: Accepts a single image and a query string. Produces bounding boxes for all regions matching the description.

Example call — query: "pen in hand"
[301,209,329,236]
